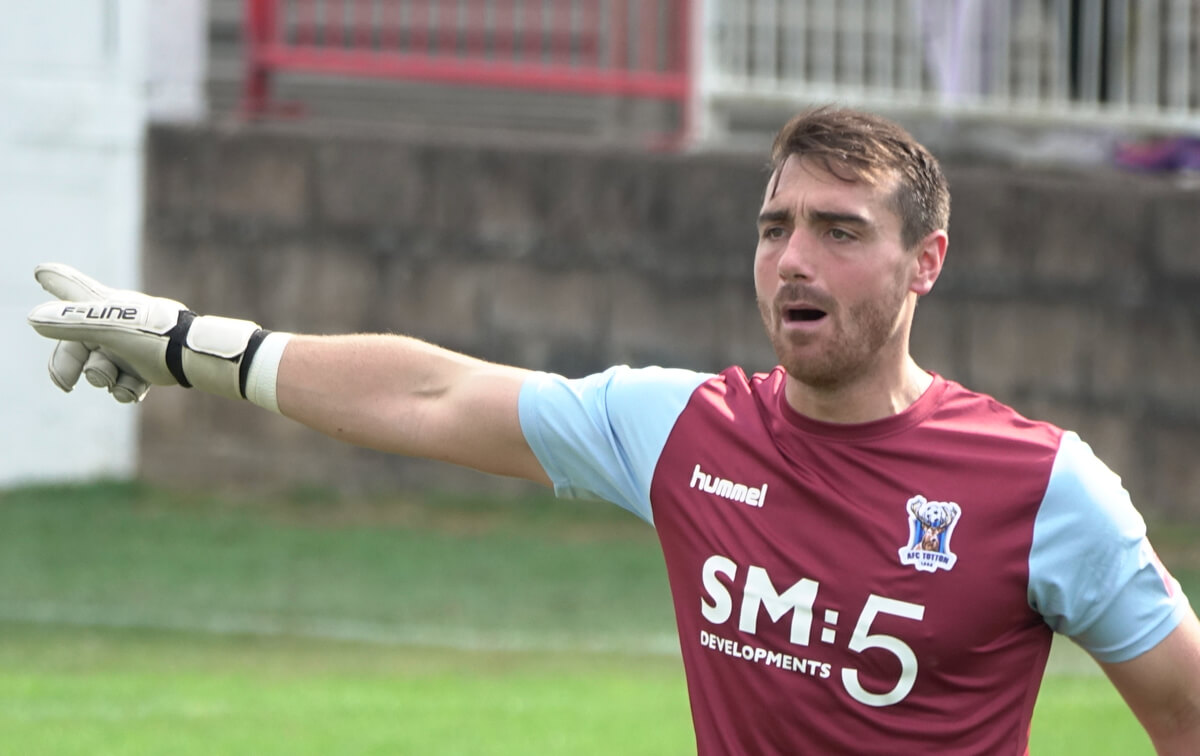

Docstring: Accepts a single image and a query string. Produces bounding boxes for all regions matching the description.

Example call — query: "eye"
[828,227,856,242]
[762,226,787,241]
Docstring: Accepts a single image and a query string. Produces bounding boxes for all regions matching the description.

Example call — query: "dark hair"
[770,106,950,249]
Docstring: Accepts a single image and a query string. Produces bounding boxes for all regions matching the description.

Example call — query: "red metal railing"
[242,0,693,144]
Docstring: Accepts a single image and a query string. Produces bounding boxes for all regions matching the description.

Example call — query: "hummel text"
[689,464,768,508]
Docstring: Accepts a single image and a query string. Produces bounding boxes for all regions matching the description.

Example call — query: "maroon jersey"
[519,366,1187,755]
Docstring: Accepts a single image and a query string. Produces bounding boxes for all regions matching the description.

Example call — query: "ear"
[909,230,948,296]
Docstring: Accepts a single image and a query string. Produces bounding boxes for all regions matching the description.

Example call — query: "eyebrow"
[757,208,873,229]
[757,208,792,227]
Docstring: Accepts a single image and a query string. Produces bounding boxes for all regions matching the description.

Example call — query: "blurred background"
[1,2,1198,753]
[5,0,1200,510]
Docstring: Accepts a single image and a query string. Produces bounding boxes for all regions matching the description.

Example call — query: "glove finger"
[28,299,163,344]
[83,351,120,389]
[33,263,119,302]
[110,372,150,404]
[47,340,91,393]
[28,300,180,388]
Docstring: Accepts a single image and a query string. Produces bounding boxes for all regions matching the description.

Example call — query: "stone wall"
[140,124,1200,520]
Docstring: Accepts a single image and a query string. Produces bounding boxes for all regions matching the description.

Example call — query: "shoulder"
[937,376,1061,434]
[1028,432,1187,660]
[1039,431,1137,535]
[516,365,722,523]
[689,364,786,409]
[522,364,783,415]
[927,376,1063,457]
[521,365,716,410]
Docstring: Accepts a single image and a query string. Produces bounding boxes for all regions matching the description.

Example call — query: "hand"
[27,263,264,403]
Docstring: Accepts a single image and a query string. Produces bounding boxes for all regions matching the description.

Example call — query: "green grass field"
[1,481,1193,754]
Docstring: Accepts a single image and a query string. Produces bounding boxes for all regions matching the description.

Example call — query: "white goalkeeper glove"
[26,263,287,410]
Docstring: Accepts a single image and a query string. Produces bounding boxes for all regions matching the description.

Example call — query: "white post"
[0,0,151,484]
[691,0,719,146]
[146,0,209,123]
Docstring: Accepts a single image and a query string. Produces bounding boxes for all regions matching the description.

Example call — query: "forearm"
[1150,725,1200,756]
[1104,611,1200,756]
[1147,650,1200,755]
[275,333,484,451]
[272,333,548,482]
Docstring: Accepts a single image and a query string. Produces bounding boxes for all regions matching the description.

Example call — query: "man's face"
[754,156,920,390]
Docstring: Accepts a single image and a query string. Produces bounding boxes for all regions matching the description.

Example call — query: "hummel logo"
[689,464,768,508]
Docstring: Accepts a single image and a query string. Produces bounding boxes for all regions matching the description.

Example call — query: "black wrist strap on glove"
[163,309,272,400]
[165,311,197,389]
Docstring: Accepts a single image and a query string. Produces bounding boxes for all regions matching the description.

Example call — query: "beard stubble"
[759,275,910,391]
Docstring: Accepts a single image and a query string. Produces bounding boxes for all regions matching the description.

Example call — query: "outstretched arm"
[1100,609,1200,755]
[26,263,552,486]
[275,334,551,484]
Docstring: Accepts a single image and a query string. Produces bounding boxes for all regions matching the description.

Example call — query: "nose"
[777,228,817,281]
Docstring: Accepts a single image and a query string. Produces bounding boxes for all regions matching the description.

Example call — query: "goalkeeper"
[26,107,1200,755]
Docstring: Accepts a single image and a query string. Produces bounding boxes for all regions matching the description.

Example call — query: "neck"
[784,355,932,424]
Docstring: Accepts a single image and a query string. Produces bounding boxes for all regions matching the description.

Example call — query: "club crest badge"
[898,495,962,573]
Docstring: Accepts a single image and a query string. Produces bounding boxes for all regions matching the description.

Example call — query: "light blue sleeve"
[1028,432,1189,663]
[518,366,712,526]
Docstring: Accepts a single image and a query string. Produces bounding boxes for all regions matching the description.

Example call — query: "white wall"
[0,1,206,485]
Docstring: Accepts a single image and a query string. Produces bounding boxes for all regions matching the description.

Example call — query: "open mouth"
[784,307,827,323]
